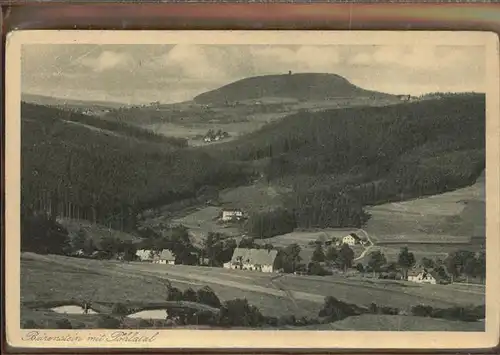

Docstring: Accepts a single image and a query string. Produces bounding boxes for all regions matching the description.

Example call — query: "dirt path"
[269,274,301,311]
[61,120,123,137]
[354,228,376,261]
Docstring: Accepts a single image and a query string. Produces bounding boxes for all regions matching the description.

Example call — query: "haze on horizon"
[21,44,486,105]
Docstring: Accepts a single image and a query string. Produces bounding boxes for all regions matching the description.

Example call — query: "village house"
[221,208,244,222]
[224,248,278,273]
[153,249,176,265]
[407,269,437,284]
[342,233,362,246]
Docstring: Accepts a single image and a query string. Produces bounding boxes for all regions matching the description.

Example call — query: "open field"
[219,182,292,213]
[170,206,242,245]
[22,253,484,326]
[259,229,364,248]
[365,172,485,244]
[359,173,485,262]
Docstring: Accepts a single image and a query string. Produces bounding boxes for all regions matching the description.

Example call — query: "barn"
[224,248,278,273]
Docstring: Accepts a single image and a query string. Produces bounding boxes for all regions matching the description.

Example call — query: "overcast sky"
[21,44,485,104]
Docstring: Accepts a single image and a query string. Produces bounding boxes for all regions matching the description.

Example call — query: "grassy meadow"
[21,252,484,328]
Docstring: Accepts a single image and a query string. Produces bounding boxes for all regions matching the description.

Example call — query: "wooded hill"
[21,103,252,231]
[194,73,397,105]
[216,94,486,230]
[20,92,486,237]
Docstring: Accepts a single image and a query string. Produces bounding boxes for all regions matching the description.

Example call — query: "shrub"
[111,302,129,316]
[308,262,333,276]
[168,287,184,302]
[277,314,296,326]
[431,306,483,322]
[356,263,365,273]
[219,298,263,327]
[411,305,434,317]
[190,310,218,325]
[380,306,400,315]
[73,322,87,329]
[263,316,278,327]
[96,315,122,329]
[318,296,363,322]
[22,320,39,329]
[55,318,73,329]
[196,286,221,308]
[138,319,154,328]
[183,288,198,302]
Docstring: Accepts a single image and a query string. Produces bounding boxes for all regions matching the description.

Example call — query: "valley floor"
[21,253,485,331]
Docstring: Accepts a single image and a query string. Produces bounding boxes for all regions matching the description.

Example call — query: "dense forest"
[21,93,486,240]
[21,103,253,232]
[207,94,485,231]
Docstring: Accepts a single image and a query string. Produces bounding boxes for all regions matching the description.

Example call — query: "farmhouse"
[342,233,362,246]
[221,208,244,222]
[224,248,278,273]
[408,269,437,284]
[153,249,176,265]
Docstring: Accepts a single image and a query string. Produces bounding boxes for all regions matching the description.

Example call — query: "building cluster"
[136,249,176,265]
[203,130,230,143]
[223,248,278,273]
[220,208,245,222]
[407,268,439,284]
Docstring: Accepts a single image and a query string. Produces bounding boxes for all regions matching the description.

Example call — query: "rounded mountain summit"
[193,73,395,105]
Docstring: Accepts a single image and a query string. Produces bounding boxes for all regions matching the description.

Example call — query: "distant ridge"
[193,73,396,105]
[21,93,127,109]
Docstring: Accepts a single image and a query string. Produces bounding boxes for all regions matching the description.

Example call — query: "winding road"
[353,228,377,261]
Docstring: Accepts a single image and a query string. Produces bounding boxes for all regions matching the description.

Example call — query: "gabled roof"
[222,208,243,213]
[158,249,175,261]
[344,233,361,241]
[408,268,438,280]
[408,268,426,277]
[231,248,278,266]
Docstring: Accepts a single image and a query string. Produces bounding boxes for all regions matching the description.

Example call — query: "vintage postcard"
[4,30,500,350]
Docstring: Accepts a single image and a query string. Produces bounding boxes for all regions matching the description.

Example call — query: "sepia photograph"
[4,30,500,349]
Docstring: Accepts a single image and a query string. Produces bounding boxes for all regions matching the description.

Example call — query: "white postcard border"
[5,30,500,350]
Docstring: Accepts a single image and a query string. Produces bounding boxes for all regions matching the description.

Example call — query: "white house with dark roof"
[221,208,244,222]
[224,248,278,273]
[153,249,176,265]
[407,269,437,284]
[342,233,362,246]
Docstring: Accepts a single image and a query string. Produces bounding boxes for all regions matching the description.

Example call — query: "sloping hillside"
[194,73,397,105]
[204,94,485,230]
[21,103,252,231]
[312,314,484,331]
[21,102,185,146]
[365,170,485,243]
